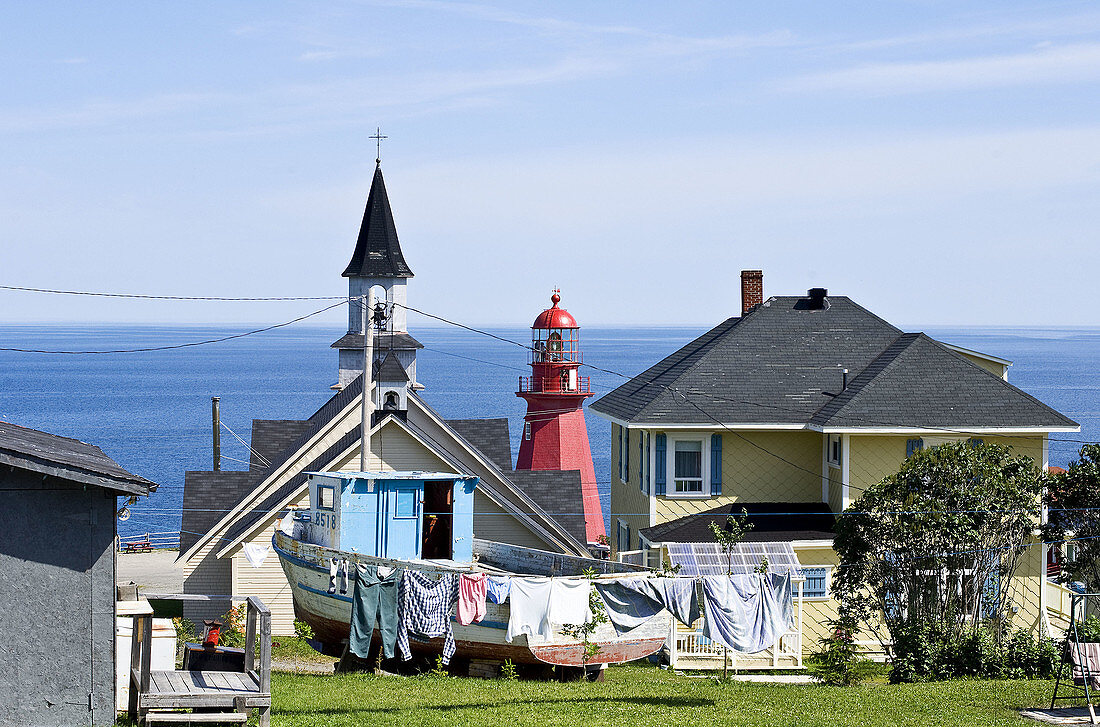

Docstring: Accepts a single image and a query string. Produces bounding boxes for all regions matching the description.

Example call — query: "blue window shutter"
[710,433,722,496]
[906,438,924,458]
[969,438,984,448]
[655,433,667,495]
[802,567,827,598]
[617,427,623,481]
[982,567,1000,617]
[624,429,630,482]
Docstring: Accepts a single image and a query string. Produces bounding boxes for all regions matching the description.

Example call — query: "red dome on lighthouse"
[532,291,579,329]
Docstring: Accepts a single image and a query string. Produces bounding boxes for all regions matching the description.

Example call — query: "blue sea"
[1,324,1098,542]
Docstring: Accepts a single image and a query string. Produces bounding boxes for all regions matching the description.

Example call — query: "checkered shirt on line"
[397,570,459,664]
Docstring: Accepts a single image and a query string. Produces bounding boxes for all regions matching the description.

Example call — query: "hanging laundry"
[486,576,510,605]
[548,578,591,626]
[338,559,350,595]
[349,564,403,660]
[594,577,700,634]
[701,573,793,654]
[457,573,488,625]
[242,543,269,569]
[328,558,339,594]
[397,571,459,664]
[506,577,553,643]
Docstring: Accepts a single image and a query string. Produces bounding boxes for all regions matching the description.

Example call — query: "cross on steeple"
[370,127,388,165]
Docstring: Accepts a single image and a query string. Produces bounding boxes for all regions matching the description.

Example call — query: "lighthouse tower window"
[524,421,532,440]
[548,331,563,361]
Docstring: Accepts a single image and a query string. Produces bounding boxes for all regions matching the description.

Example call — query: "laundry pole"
[360,290,373,472]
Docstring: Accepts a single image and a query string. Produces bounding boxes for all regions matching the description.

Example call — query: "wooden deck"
[127,596,271,726]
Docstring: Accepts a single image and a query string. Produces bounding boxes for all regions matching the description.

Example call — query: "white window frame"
[827,434,842,467]
[524,421,532,440]
[666,434,710,498]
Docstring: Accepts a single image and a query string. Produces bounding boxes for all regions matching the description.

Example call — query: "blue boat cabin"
[304,471,478,561]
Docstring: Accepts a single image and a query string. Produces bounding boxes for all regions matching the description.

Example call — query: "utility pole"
[211,396,221,471]
[359,290,374,472]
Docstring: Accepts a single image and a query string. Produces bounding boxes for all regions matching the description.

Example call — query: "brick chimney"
[741,270,763,314]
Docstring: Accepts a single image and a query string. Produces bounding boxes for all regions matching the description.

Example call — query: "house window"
[524,421,532,440]
[317,485,335,511]
[827,435,842,467]
[617,519,630,554]
[395,488,418,518]
[672,439,704,494]
[803,567,828,598]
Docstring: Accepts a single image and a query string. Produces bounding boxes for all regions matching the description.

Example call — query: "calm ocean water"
[1,323,1097,541]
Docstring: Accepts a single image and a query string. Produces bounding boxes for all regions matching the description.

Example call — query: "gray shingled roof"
[376,351,409,383]
[180,471,257,553]
[446,418,513,472]
[506,470,587,546]
[342,164,414,279]
[0,420,154,495]
[639,502,836,544]
[249,420,312,469]
[330,332,424,350]
[591,295,1076,431]
[810,333,1077,429]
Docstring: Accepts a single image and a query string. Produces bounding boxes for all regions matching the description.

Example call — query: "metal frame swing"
[1050,590,1100,725]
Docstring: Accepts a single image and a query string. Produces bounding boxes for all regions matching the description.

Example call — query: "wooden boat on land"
[274,471,669,669]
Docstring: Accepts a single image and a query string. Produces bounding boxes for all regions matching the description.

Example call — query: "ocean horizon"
[2,322,1098,542]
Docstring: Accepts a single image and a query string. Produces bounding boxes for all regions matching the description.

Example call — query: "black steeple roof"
[342,164,414,279]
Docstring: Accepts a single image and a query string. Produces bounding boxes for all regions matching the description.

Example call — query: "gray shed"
[0,421,155,727]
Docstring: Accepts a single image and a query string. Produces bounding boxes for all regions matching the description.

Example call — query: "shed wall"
[0,470,117,727]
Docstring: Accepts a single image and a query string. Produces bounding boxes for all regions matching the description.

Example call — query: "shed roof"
[0,420,155,495]
[639,502,836,544]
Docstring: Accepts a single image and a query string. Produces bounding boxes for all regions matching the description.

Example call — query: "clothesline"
[343,559,796,665]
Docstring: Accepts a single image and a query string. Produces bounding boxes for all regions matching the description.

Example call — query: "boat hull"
[273,529,668,667]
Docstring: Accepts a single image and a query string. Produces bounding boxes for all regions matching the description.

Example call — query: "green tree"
[1043,444,1100,591]
[833,440,1042,653]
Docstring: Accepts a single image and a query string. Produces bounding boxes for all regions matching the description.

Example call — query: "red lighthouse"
[516,291,606,546]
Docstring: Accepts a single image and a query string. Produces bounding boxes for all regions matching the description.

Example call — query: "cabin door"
[421,481,454,560]
[382,483,422,560]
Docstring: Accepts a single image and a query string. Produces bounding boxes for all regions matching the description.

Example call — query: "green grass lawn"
[270,664,1058,727]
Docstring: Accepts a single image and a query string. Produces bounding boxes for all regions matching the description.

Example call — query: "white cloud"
[786,42,1100,95]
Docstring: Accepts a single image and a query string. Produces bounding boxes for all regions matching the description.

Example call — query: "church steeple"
[332,162,423,391]
[342,164,414,279]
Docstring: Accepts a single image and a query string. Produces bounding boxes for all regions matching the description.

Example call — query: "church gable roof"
[342,165,414,279]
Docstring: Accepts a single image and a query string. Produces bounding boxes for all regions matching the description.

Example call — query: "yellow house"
[590,273,1079,662]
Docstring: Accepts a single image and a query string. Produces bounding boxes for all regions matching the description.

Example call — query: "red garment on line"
[458,573,487,625]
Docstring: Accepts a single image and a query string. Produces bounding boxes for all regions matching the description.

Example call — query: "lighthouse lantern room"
[516,291,605,548]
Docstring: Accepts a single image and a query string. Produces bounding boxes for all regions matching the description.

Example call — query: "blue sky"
[2,1,1099,328]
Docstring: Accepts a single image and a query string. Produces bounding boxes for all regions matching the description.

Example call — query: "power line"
[0,284,343,301]
[0,300,347,354]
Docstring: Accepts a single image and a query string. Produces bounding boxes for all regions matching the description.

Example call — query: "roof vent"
[806,288,828,310]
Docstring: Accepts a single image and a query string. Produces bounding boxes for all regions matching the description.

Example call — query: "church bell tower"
[515,292,606,546]
[332,162,423,390]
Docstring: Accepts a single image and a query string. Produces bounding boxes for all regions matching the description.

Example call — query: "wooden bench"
[128,596,271,727]
[124,538,153,553]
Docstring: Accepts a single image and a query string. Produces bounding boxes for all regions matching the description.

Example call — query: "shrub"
[808,615,868,686]
[890,623,1059,682]
[1077,615,1100,643]
[216,603,247,648]
[294,619,315,641]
